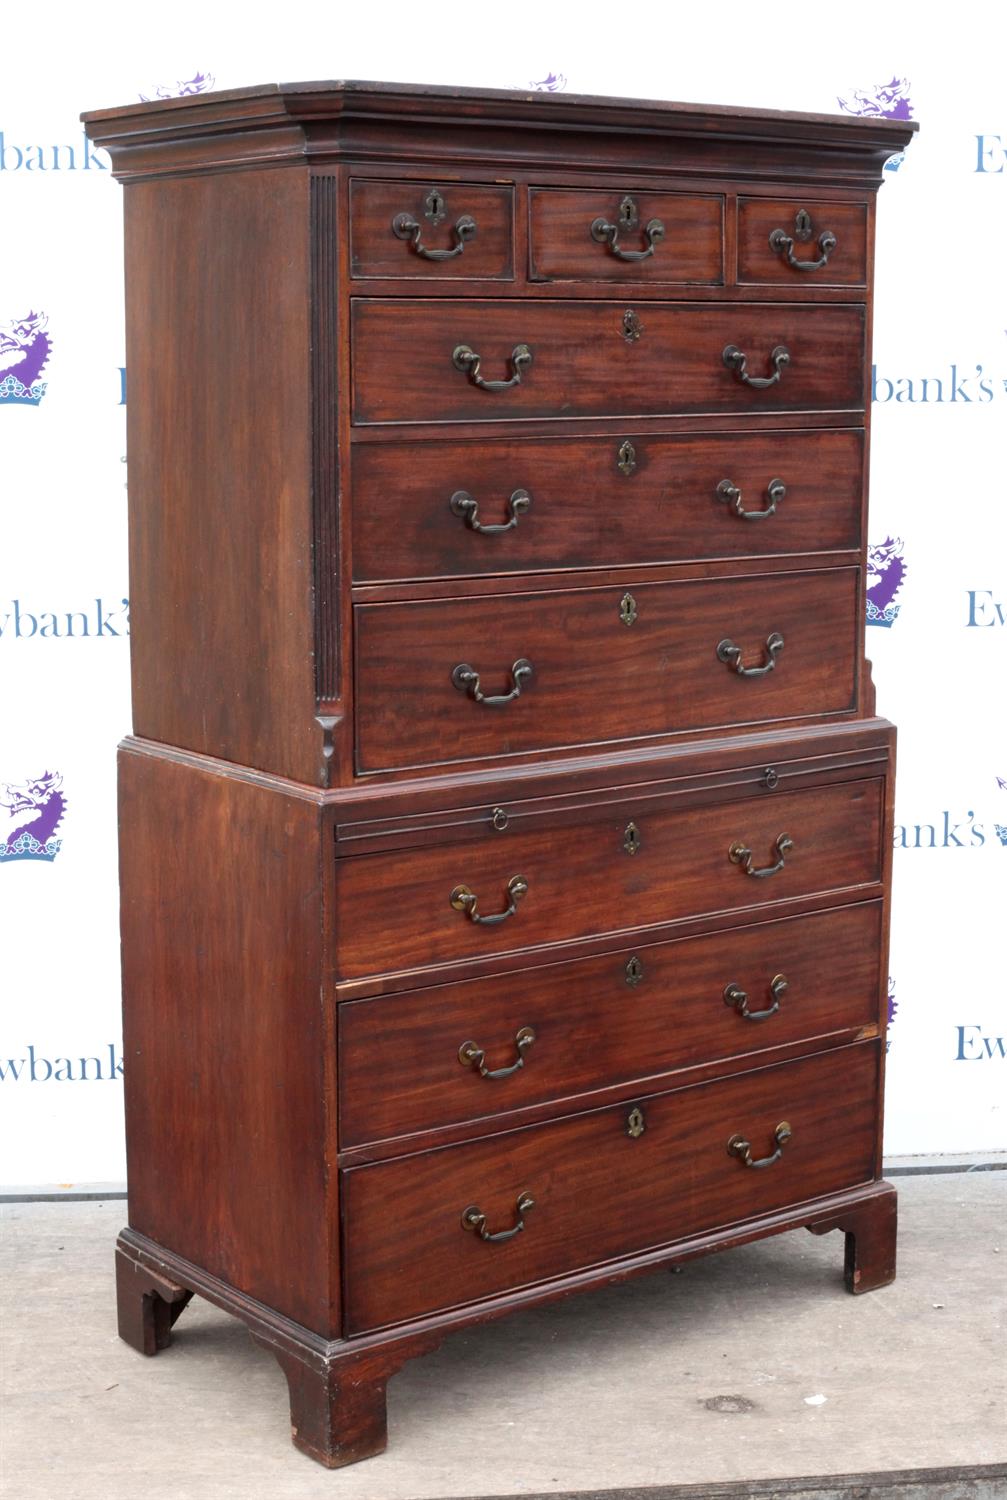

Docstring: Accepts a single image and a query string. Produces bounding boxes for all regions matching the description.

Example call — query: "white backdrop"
[2,3,1004,1186]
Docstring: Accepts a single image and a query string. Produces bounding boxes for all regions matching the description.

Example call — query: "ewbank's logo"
[0,132,108,172]
[837,77,913,172]
[0,597,130,639]
[894,781,1007,851]
[139,70,215,102]
[867,537,906,627]
[0,312,51,406]
[1,772,66,864]
[528,72,567,92]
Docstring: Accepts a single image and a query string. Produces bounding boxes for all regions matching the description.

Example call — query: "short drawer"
[338,902,883,1148]
[342,1041,879,1331]
[738,198,869,286]
[351,299,866,424]
[333,774,884,981]
[528,187,723,283]
[351,428,864,583]
[349,179,514,279]
[355,567,858,773]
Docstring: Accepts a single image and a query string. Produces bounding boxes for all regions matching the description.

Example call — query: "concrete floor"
[1,1175,1004,1500]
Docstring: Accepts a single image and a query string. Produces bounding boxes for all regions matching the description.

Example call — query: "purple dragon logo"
[886,976,897,1052]
[139,70,215,103]
[837,77,914,171]
[1,772,66,864]
[528,72,567,93]
[867,537,907,627]
[0,312,51,407]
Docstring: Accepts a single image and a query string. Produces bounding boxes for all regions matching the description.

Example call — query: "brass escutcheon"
[617,438,637,476]
[625,955,644,987]
[623,821,641,855]
[627,1106,646,1139]
[622,308,644,342]
[424,187,447,224]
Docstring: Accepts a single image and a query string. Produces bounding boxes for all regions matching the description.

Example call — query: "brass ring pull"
[459,1026,536,1079]
[717,632,784,677]
[717,478,786,521]
[769,225,837,272]
[590,213,665,261]
[392,211,477,260]
[461,1191,535,1242]
[450,874,528,925]
[729,834,793,879]
[453,343,532,392]
[452,658,533,706]
[727,1122,792,1169]
[723,973,788,1022]
[722,344,791,389]
[450,488,532,535]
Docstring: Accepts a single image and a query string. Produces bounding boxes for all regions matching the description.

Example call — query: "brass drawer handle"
[722,343,791,389]
[717,632,784,677]
[729,834,793,879]
[461,1191,535,1243]
[728,1122,792,1169]
[590,197,666,262]
[450,874,528,925]
[724,973,788,1022]
[769,209,837,272]
[392,210,477,261]
[450,488,532,535]
[717,478,786,521]
[453,343,532,392]
[459,1026,536,1079]
[452,657,533,706]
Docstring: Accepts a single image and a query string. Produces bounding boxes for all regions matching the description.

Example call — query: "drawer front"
[529,188,723,284]
[349,180,514,280]
[355,568,858,773]
[339,902,883,1147]
[342,1042,879,1332]
[333,776,883,980]
[351,428,864,583]
[351,300,866,424]
[738,198,869,286]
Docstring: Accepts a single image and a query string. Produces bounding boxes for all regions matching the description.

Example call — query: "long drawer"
[351,428,864,583]
[333,775,884,981]
[338,902,883,1148]
[351,300,866,424]
[355,567,858,773]
[341,1041,879,1332]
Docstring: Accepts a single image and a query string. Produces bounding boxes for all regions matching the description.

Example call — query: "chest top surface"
[82,79,916,186]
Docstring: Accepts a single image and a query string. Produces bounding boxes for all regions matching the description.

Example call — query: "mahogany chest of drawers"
[83,81,917,1467]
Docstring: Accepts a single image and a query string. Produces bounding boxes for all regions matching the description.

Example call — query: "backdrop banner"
[1,6,1003,1185]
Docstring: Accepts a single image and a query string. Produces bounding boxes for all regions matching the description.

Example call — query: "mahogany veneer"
[84,80,916,1468]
